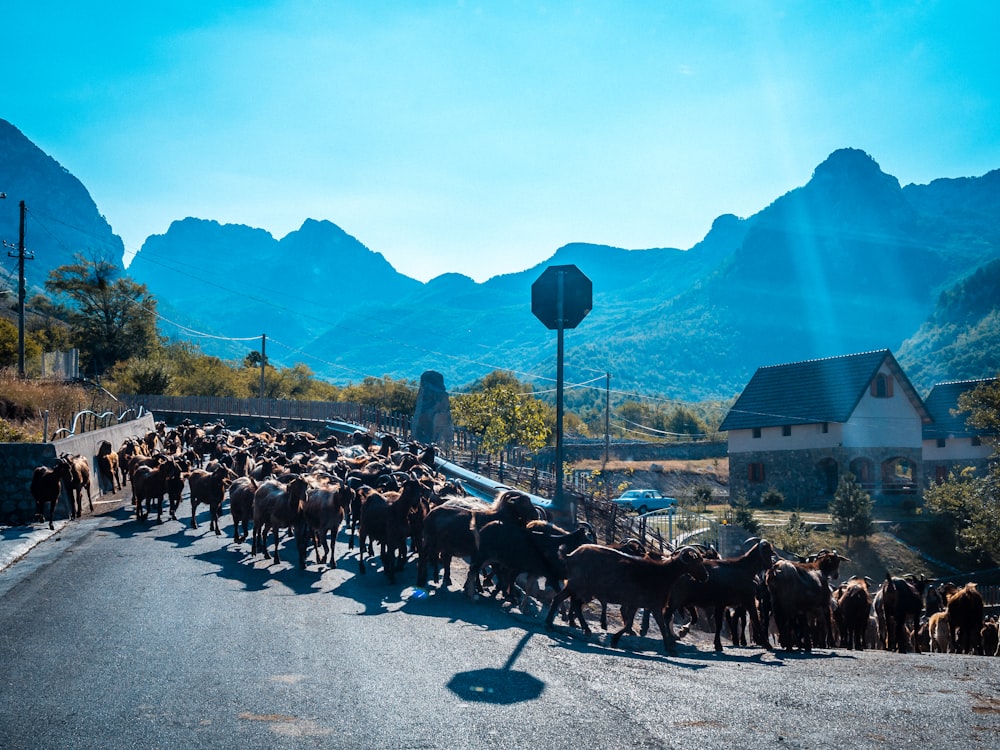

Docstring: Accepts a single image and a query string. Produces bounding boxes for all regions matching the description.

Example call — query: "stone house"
[922,378,996,485]
[720,349,931,506]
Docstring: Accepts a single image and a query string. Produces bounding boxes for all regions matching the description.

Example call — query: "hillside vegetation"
[6,116,1000,401]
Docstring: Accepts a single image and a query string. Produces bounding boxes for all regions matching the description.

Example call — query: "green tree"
[452,378,549,455]
[923,379,1000,563]
[268,362,335,401]
[340,375,417,414]
[923,468,996,562]
[107,356,174,395]
[691,484,713,513]
[729,491,761,535]
[666,406,709,438]
[829,472,873,553]
[170,352,249,397]
[44,255,160,375]
[958,377,1000,438]
[25,303,75,359]
[0,317,42,371]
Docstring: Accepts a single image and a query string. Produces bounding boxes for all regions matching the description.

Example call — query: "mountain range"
[2,117,998,401]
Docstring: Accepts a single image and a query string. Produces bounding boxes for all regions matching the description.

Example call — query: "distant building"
[720,349,931,505]
[922,378,996,484]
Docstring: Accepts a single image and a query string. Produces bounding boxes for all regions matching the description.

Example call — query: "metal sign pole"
[555,270,565,514]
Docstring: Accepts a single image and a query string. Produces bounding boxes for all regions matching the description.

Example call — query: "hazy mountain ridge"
[0,119,124,291]
[897,258,1000,388]
[3,117,999,400]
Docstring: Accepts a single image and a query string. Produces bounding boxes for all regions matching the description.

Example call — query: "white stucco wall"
[728,421,844,453]
[922,436,993,461]
[842,368,923,448]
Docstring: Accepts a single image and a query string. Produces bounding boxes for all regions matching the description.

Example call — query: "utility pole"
[4,200,33,378]
[603,372,610,468]
[259,334,267,416]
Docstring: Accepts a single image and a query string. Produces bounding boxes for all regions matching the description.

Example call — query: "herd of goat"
[28,420,999,658]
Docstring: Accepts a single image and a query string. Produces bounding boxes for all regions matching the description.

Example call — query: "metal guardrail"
[631,506,721,550]
[49,406,145,440]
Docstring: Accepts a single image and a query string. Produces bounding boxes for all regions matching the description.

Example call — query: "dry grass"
[0,369,119,442]
[575,458,729,481]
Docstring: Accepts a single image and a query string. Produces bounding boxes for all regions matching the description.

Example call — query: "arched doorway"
[850,457,875,492]
[882,456,916,495]
[817,457,839,495]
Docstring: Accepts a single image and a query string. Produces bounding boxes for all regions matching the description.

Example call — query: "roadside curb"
[0,521,68,574]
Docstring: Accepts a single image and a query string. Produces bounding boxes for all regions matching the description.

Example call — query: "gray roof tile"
[922,379,996,439]
[720,349,928,431]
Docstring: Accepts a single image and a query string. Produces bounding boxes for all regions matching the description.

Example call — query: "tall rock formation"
[0,119,124,294]
[412,371,454,448]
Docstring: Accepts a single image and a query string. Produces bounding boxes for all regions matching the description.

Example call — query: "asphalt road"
[1,498,998,750]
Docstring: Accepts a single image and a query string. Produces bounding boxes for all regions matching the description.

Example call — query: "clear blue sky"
[5,1,998,282]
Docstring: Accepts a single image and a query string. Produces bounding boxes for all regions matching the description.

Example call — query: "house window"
[936,438,946,448]
[871,373,894,398]
[782,425,791,437]
[972,436,982,447]
[935,466,948,484]
[752,427,761,439]
[821,422,829,434]
[748,463,765,483]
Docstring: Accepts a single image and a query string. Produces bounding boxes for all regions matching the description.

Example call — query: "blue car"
[610,489,677,514]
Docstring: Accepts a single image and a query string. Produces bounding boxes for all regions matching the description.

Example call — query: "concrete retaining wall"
[535,440,727,464]
[0,413,156,526]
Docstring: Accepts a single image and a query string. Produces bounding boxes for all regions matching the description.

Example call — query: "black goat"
[545,545,709,654]
[663,538,775,652]
[465,519,595,603]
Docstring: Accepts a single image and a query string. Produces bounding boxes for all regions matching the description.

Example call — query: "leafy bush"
[761,487,784,509]
[729,491,761,535]
[770,511,812,556]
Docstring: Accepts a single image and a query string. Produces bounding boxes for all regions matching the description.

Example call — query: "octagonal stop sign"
[531,264,593,330]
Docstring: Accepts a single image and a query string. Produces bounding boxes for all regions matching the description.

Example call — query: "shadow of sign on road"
[446,631,545,704]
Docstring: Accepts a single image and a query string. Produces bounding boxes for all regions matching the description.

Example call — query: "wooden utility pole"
[5,200,33,378]
[259,334,267,415]
[604,372,610,468]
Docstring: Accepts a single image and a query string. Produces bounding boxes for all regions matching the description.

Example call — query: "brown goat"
[766,550,849,652]
[228,476,257,544]
[836,576,874,651]
[928,611,951,653]
[357,478,427,583]
[96,440,122,493]
[299,477,353,568]
[31,462,71,530]
[875,574,927,653]
[189,464,237,535]
[946,583,985,654]
[252,476,309,567]
[980,619,999,657]
[664,539,775,652]
[59,454,93,520]
[465,519,595,603]
[131,458,182,523]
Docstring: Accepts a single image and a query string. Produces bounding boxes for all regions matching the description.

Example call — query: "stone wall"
[922,457,991,486]
[536,440,727,465]
[729,445,923,507]
[0,413,156,525]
